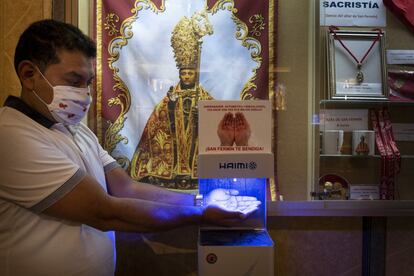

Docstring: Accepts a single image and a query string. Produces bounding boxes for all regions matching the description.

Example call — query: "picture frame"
[326,29,388,100]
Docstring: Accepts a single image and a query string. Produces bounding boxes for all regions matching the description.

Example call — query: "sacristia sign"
[320,0,386,27]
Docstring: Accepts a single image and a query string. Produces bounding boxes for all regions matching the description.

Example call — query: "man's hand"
[217,112,235,146]
[201,188,261,226]
[234,112,251,146]
[205,188,261,214]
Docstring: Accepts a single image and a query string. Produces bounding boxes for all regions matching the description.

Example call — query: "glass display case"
[314,14,414,203]
[274,0,414,206]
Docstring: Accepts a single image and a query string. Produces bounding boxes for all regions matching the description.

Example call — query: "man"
[0,20,259,276]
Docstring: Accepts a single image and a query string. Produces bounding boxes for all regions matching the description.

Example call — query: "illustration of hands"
[205,188,261,216]
[217,112,251,146]
[234,112,251,146]
[217,112,235,146]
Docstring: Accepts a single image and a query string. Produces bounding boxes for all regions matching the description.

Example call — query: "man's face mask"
[33,66,92,125]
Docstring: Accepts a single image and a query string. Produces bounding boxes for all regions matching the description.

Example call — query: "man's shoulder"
[0,108,56,163]
[0,107,51,140]
[0,106,28,127]
[0,106,14,116]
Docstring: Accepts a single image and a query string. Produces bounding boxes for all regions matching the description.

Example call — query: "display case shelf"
[267,200,414,217]
[320,154,414,159]
[320,154,379,158]
[319,99,414,108]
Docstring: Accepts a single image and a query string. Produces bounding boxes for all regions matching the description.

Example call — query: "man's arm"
[44,173,245,232]
[106,167,196,205]
[105,167,261,216]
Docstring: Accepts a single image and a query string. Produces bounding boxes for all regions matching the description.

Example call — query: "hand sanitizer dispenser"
[197,100,274,276]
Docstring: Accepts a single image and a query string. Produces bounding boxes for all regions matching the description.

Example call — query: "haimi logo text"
[219,161,257,170]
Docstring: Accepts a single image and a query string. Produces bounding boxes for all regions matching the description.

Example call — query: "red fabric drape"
[383,0,414,33]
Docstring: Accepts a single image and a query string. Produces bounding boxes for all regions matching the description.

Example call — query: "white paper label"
[387,50,414,65]
[320,109,368,131]
[393,123,414,141]
[320,0,386,27]
[198,100,272,154]
[350,185,380,200]
[336,82,382,95]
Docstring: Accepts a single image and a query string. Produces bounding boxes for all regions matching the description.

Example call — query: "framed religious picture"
[94,0,277,195]
[326,28,388,100]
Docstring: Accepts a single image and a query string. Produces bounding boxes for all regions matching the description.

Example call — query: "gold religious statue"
[130,12,213,190]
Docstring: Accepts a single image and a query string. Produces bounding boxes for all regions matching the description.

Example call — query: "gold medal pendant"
[356,63,364,84]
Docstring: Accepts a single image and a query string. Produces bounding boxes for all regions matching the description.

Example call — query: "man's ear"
[17,61,36,90]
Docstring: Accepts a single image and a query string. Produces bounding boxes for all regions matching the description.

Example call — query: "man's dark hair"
[14,19,96,73]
